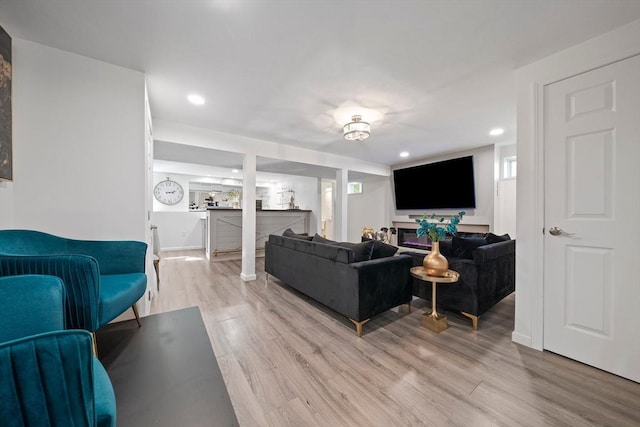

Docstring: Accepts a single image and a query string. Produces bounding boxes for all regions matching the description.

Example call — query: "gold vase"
[423,241,448,277]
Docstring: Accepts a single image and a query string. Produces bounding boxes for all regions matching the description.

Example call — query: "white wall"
[8,39,146,240]
[514,20,640,349]
[494,143,517,238]
[0,180,13,228]
[391,145,495,229]
[151,211,206,251]
[347,175,392,242]
[153,172,191,212]
[151,172,204,250]
[262,173,319,234]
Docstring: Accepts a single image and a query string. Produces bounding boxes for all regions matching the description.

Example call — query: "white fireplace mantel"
[392,221,490,233]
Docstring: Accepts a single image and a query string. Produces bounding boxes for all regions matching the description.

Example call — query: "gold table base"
[410,267,459,334]
[421,311,448,333]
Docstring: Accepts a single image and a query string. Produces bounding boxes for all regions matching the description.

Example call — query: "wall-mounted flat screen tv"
[393,155,476,210]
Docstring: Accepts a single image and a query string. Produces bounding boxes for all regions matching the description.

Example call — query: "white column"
[241,152,257,281]
[315,177,322,236]
[335,169,348,241]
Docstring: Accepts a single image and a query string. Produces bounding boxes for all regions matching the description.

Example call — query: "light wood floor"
[151,250,640,427]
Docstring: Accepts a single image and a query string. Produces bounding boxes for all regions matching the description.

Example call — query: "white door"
[544,55,640,382]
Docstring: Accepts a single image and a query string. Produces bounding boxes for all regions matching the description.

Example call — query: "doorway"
[321,179,335,240]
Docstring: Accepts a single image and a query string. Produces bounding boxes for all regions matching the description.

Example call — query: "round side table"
[410,267,459,333]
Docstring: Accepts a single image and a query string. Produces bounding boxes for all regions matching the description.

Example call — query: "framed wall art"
[0,25,11,181]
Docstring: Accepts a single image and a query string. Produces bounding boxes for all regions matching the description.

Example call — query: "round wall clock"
[154,178,184,205]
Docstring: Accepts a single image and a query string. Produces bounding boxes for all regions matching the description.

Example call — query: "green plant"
[415,211,465,242]
[226,189,241,199]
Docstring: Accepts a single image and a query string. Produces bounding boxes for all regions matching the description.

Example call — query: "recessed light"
[187,94,205,105]
[232,169,239,173]
[399,151,409,158]
[489,128,504,136]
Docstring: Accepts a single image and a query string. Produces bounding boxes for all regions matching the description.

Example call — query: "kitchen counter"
[206,208,311,212]
[206,209,310,259]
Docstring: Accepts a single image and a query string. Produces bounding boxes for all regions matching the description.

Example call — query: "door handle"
[549,226,575,237]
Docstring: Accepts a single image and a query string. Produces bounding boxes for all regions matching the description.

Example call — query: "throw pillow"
[370,240,398,259]
[312,233,336,244]
[283,228,313,241]
[333,240,376,263]
[486,232,511,244]
[452,235,487,260]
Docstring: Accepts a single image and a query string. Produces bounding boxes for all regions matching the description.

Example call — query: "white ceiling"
[1,0,639,170]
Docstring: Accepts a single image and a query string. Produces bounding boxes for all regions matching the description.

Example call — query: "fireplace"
[397,228,432,250]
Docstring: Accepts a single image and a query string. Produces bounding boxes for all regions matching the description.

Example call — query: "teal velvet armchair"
[0,230,147,335]
[0,275,116,427]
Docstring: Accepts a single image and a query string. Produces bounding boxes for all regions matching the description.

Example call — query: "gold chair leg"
[132,303,142,327]
[461,312,478,330]
[91,332,98,356]
[349,318,370,337]
[153,258,160,292]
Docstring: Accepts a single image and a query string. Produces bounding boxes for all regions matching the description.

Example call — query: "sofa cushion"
[452,235,487,260]
[98,273,147,327]
[270,235,353,264]
[486,232,511,244]
[283,228,313,241]
[312,234,336,244]
[473,239,516,264]
[312,236,397,262]
[439,239,453,257]
[333,240,376,262]
[371,241,398,259]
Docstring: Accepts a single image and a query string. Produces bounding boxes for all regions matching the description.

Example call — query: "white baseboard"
[511,331,534,348]
[240,273,257,281]
[160,246,203,252]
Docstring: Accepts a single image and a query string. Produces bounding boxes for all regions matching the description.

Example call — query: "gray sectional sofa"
[264,234,413,336]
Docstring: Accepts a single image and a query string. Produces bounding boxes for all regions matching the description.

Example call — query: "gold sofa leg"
[132,304,142,327]
[91,332,98,356]
[461,312,478,330]
[349,318,370,337]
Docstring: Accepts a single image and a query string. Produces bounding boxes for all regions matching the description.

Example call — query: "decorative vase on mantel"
[423,241,448,277]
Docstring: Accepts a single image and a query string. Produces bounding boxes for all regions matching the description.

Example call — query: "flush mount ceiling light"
[489,128,504,136]
[343,115,371,141]
[187,94,205,105]
[399,151,409,158]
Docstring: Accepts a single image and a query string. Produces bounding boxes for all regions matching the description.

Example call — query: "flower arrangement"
[415,211,465,242]
[226,189,241,200]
